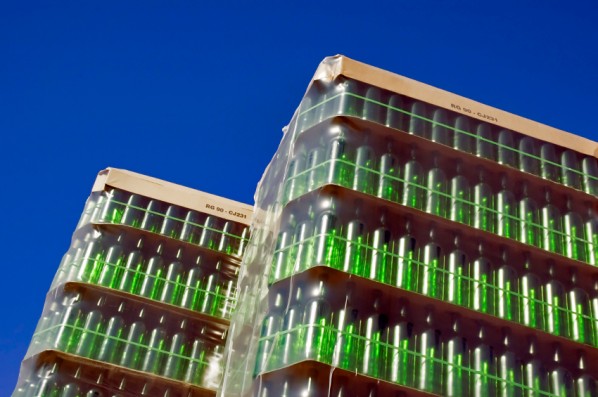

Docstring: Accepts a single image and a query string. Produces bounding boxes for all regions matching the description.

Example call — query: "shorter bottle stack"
[12,168,252,397]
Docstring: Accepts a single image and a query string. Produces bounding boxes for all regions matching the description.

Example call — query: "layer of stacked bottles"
[220,55,598,397]
[13,168,252,397]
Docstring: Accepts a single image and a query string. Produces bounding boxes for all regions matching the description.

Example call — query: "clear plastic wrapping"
[13,169,252,396]
[220,56,598,396]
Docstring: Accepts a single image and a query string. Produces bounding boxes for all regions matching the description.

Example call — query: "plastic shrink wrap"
[220,55,598,397]
[13,168,252,397]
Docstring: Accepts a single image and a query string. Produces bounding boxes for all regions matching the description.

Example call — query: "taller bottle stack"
[221,55,598,396]
[12,168,252,397]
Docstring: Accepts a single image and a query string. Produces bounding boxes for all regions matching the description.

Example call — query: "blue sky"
[2,1,598,392]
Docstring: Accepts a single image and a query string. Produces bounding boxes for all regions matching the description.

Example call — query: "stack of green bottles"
[78,188,249,259]
[254,282,597,397]
[27,287,224,388]
[51,232,237,320]
[282,129,598,265]
[271,205,597,347]
[12,354,206,397]
[293,79,598,197]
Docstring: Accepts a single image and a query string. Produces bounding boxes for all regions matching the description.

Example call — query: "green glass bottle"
[497,129,517,168]
[469,244,492,315]
[387,320,412,386]
[331,283,358,370]
[199,216,218,250]
[271,215,295,281]
[393,221,417,291]
[303,295,331,363]
[543,278,568,338]
[120,194,146,228]
[283,150,306,203]
[425,159,448,218]
[96,314,124,363]
[541,189,563,254]
[99,189,127,224]
[326,128,353,188]
[446,236,466,306]
[200,271,221,317]
[278,284,304,367]
[475,123,496,161]
[363,86,385,123]
[292,217,315,273]
[561,150,582,190]
[518,184,540,248]
[59,383,80,397]
[97,244,124,288]
[523,354,548,397]
[540,143,561,183]
[496,175,518,240]
[313,198,339,268]
[162,329,188,380]
[140,324,167,375]
[401,149,425,210]
[584,211,598,266]
[141,200,165,233]
[408,102,429,139]
[160,205,183,239]
[470,327,495,397]
[73,310,104,358]
[120,320,147,370]
[495,258,518,322]
[431,108,451,146]
[184,338,207,384]
[306,146,326,192]
[180,266,203,311]
[385,94,406,131]
[473,170,495,233]
[563,200,586,261]
[567,288,592,345]
[368,212,392,284]
[361,291,386,379]
[496,333,519,397]
[575,374,598,397]
[419,229,441,299]
[254,290,283,374]
[180,210,201,244]
[118,239,144,294]
[160,257,183,306]
[341,201,366,277]
[453,116,475,155]
[581,156,598,196]
[549,365,574,397]
[520,269,542,330]
[443,318,467,397]
[297,95,316,133]
[415,313,440,393]
[518,136,541,176]
[77,239,106,284]
[138,246,165,300]
[377,140,401,203]
[327,79,363,118]
[449,163,471,225]
[353,141,375,195]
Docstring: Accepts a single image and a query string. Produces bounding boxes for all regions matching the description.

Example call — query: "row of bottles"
[272,210,598,345]
[28,287,225,388]
[295,80,598,196]
[53,235,237,319]
[13,356,204,397]
[255,286,597,397]
[78,189,249,258]
[283,133,598,264]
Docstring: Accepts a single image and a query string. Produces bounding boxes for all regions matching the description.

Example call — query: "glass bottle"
[431,108,451,146]
[453,116,475,155]
[446,235,466,306]
[518,136,541,176]
[540,189,563,254]
[419,228,442,299]
[393,220,417,291]
[425,156,448,218]
[561,150,582,190]
[377,139,401,203]
[496,175,518,240]
[353,134,376,195]
[368,210,392,284]
[341,200,366,277]
[449,162,471,225]
[473,169,495,233]
[401,148,425,210]
[497,129,517,168]
[363,86,385,124]
[475,123,496,161]
[408,101,429,139]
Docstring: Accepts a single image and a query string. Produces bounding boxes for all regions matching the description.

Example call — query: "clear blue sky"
[1,1,597,392]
